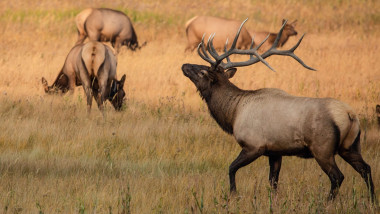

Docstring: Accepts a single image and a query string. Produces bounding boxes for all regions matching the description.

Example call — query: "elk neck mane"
[201,79,245,134]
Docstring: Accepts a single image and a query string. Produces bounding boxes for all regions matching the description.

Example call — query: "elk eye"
[198,70,208,77]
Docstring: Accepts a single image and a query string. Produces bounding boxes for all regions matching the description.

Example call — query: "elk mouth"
[181,64,192,77]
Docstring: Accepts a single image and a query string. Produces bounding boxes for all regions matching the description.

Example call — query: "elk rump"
[75,8,142,53]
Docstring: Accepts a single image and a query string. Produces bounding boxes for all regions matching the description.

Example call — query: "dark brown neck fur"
[202,80,244,134]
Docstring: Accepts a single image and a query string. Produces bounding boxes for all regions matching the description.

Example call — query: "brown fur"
[41,42,126,111]
[185,16,252,52]
[250,19,298,52]
[76,41,126,113]
[75,8,144,53]
[376,104,380,128]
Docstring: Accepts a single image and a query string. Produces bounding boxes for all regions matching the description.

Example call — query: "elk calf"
[250,19,298,52]
[182,19,376,202]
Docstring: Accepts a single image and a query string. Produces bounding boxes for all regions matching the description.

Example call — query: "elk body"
[182,19,376,202]
[185,16,252,52]
[42,44,84,94]
[250,19,298,52]
[41,42,126,111]
[75,8,144,53]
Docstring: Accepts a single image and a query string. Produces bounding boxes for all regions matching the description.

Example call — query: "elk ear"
[376,105,380,114]
[225,68,237,79]
[41,77,49,92]
[41,77,47,86]
[119,74,126,89]
[291,19,298,26]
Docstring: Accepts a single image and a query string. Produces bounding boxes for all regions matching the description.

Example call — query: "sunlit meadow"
[0,0,379,213]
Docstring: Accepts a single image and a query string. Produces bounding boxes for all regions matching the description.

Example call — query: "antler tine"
[230,18,248,50]
[203,18,251,69]
[224,38,231,63]
[197,34,216,65]
[245,35,276,72]
[255,33,270,50]
[261,34,316,71]
[284,35,316,70]
[249,36,255,49]
[217,18,249,61]
[197,18,315,72]
[271,19,287,49]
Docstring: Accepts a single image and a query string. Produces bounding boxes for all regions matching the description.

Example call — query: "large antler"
[197,19,316,72]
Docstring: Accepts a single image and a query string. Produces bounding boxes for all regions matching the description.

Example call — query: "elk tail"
[329,100,361,152]
[185,16,198,29]
[81,41,105,78]
[342,111,361,152]
[336,107,361,152]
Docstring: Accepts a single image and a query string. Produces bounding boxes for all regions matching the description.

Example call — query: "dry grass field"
[0,0,379,213]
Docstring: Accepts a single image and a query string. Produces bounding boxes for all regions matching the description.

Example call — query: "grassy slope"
[0,0,379,212]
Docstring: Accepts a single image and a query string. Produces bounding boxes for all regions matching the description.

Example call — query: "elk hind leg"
[229,145,264,194]
[339,133,376,202]
[83,86,93,113]
[314,156,344,201]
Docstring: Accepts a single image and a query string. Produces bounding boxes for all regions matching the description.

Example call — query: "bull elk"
[185,16,252,52]
[75,8,146,53]
[41,42,126,112]
[182,19,376,202]
[250,19,298,52]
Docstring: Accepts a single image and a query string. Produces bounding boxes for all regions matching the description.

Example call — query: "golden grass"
[0,0,379,213]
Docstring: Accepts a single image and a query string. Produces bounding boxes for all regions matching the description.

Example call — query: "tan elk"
[250,19,298,52]
[41,42,126,111]
[75,8,145,53]
[182,19,376,202]
[185,16,252,52]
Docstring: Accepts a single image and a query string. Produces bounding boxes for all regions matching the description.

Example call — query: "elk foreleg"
[269,155,282,191]
[114,36,123,53]
[229,146,264,194]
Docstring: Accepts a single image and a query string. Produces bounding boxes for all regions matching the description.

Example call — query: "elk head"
[109,74,126,111]
[282,19,298,37]
[41,74,69,94]
[182,19,315,98]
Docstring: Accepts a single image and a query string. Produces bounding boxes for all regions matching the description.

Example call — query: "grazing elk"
[42,44,84,94]
[185,16,252,52]
[77,41,126,112]
[250,19,298,52]
[182,19,376,202]
[75,8,145,53]
[41,42,126,111]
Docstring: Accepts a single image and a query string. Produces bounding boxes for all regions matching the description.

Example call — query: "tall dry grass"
[0,0,379,213]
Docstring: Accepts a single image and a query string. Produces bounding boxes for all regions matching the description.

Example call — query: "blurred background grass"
[0,0,379,213]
